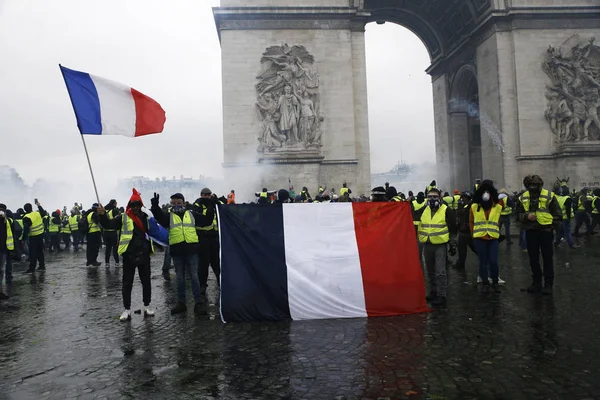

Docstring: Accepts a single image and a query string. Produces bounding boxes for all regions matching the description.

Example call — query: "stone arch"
[448,65,482,190]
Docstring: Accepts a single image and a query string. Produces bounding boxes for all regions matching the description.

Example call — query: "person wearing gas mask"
[516,175,562,295]
[152,192,205,315]
[98,189,155,321]
[470,180,503,293]
[416,188,457,306]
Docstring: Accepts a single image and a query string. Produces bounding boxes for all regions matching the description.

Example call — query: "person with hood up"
[470,180,503,293]
[153,192,205,315]
[103,199,121,267]
[99,189,154,321]
[416,188,457,306]
[386,186,402,202]
[22,200,47,273]
[516,174,562,295]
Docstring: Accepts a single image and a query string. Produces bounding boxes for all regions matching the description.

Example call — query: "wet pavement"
[1,238,599,400]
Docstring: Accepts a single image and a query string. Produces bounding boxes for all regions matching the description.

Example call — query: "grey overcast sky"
[0,0,434,192]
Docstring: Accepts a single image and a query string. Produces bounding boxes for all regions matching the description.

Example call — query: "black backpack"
[78,214,89,234]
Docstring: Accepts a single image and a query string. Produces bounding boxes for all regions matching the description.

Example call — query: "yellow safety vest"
[61,217,71,234]
[117,214,154,255]
[260,192,268,198]
[501,202,512,216]
[104,209,118,232]
[519,189,555,226]
[195,204,218,232]
[48,217,60,233]
[340,187,349,196]
[556,195,569,219]
[391,196,402,202]
[69,215,80,231]
[418,205,450,244]
[577,195,592,211]
[412,200,426,226]
[4,219,14,251]
[453,195,461,209]
[16,219,24,240]
[471,203,502,239]
[87,213,101,233]
[443,196,455,209]
[169,211,199,245]
[592,196,599,215]
[26,211,44,237]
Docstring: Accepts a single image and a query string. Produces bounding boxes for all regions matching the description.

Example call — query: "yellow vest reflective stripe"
[260,192,268,198]
[418,205,450,244]
[87,213,101,233]
[104,209,118,232]
[62,217,71,234]
[340,188,349,196]
[117,214,154,255]
[557,195,569,219]
[196,205,218,232]
[16,219,24,240]
[412,200,427,226]
[392,196,402,202]
[453,195,461,209]
[69,215,80,231]
[519,189,554,226]
[501,203,512,216]
[48,217,60,233]
[27,212,44,236]
[592,196,599,215]
[169,211,199,245]
[471,204,502,239]
[5,219,14,251]
[577,195,592,211]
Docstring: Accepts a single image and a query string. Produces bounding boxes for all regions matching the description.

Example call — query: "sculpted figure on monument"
[255,44,324,153]
[542,35,600,142]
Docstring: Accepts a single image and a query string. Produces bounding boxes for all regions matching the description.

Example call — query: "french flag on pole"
[218,202,429,322]
[59,65,166,137]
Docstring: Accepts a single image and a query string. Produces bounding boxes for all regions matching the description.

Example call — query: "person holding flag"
[98,189,154,321]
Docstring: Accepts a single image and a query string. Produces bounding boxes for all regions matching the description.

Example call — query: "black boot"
[170,302,187,315]
[426,291,437,301]
[431,296,446,306]
[541,286,553,296]
[526,282,542,293]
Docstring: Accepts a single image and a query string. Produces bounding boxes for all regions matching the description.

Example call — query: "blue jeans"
[520,229,527,251]
[555,219,575,247]
[474,239,499,283]
[173,253,202,303]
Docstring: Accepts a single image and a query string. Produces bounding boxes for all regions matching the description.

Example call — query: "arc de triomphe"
[214,0,600,196]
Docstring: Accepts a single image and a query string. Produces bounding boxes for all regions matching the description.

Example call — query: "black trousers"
[198,236,221,288]
[525,230,554,287]
[71,231,81,250]
[49,232,61,252]
[103,231,120,264]
[86,232,102,264]
[28,235,45,270]
[122,254,151,309]
[62,233,71,249]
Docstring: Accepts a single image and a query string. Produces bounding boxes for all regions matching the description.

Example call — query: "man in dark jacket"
[85,204,102,267]
[193,188,221,296]
[455,191,474,269]
[152,192,206,315]
[98,189,154,321]
[103,199,121,267]
[516,175,562,295]
[0,204,14,299]
[22,200,47,273]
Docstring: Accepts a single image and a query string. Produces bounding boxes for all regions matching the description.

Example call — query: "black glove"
[151,192,160,208]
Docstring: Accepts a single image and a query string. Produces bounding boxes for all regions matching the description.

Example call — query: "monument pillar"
[214,2,371,199]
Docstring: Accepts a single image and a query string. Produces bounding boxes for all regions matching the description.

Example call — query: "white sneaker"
[144,307,155,317]
[119,309,131,321]
[488,277,506,284]
[477,276,483,283]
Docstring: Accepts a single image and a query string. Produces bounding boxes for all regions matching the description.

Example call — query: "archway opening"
[365,22,435,195]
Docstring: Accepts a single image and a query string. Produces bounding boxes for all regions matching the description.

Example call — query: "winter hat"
[128,188,144,207]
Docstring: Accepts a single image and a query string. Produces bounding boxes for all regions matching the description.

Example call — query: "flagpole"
[79,134,101,205]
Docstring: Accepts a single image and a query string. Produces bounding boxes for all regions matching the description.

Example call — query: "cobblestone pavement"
[1,237,599,400]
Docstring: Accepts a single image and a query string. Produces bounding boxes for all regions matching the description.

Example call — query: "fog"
[0,1,436,209]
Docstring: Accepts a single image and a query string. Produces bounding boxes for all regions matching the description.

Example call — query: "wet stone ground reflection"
[1,241,600,399]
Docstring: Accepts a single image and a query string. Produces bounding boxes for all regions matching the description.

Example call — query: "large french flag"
[59,65,166,137]
[218,202,429,322]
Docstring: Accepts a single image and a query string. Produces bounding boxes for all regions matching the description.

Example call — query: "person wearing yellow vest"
[453,190,461,209]
[152,192,206,316]
[256,188,270,205]
[573,187,593,236]
[498,188,514,244]
[22,201,47,273]
[48,209,62,253]
[300,186,312,202]
[470,180,503,293]
[590,188,600,233]
[516,175,562,295]
[0,205,15,300]
[385,186,403,202]
[99,189,155,321]
[68,209,82,252]
[411,192,427,234]
[193,187,221,298]
[416,188,457,306]
[103,199,121,267]
[553,186,579,248]
[340,182,352,198]
[60,212,72,250]
[85,204,102,267]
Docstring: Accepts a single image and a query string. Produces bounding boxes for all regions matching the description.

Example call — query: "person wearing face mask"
[152,192,205,315]
[416,188,457,306]
[98,189,154,321]
[516,175,562,295]
[470,180,503,293]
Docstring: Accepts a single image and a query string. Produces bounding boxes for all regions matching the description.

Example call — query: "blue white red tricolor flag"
[59,65,166,137]
[218,202,429,322]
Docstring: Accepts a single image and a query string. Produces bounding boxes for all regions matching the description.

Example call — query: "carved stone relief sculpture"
[255,44,324,154]
[542,35,600,142]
